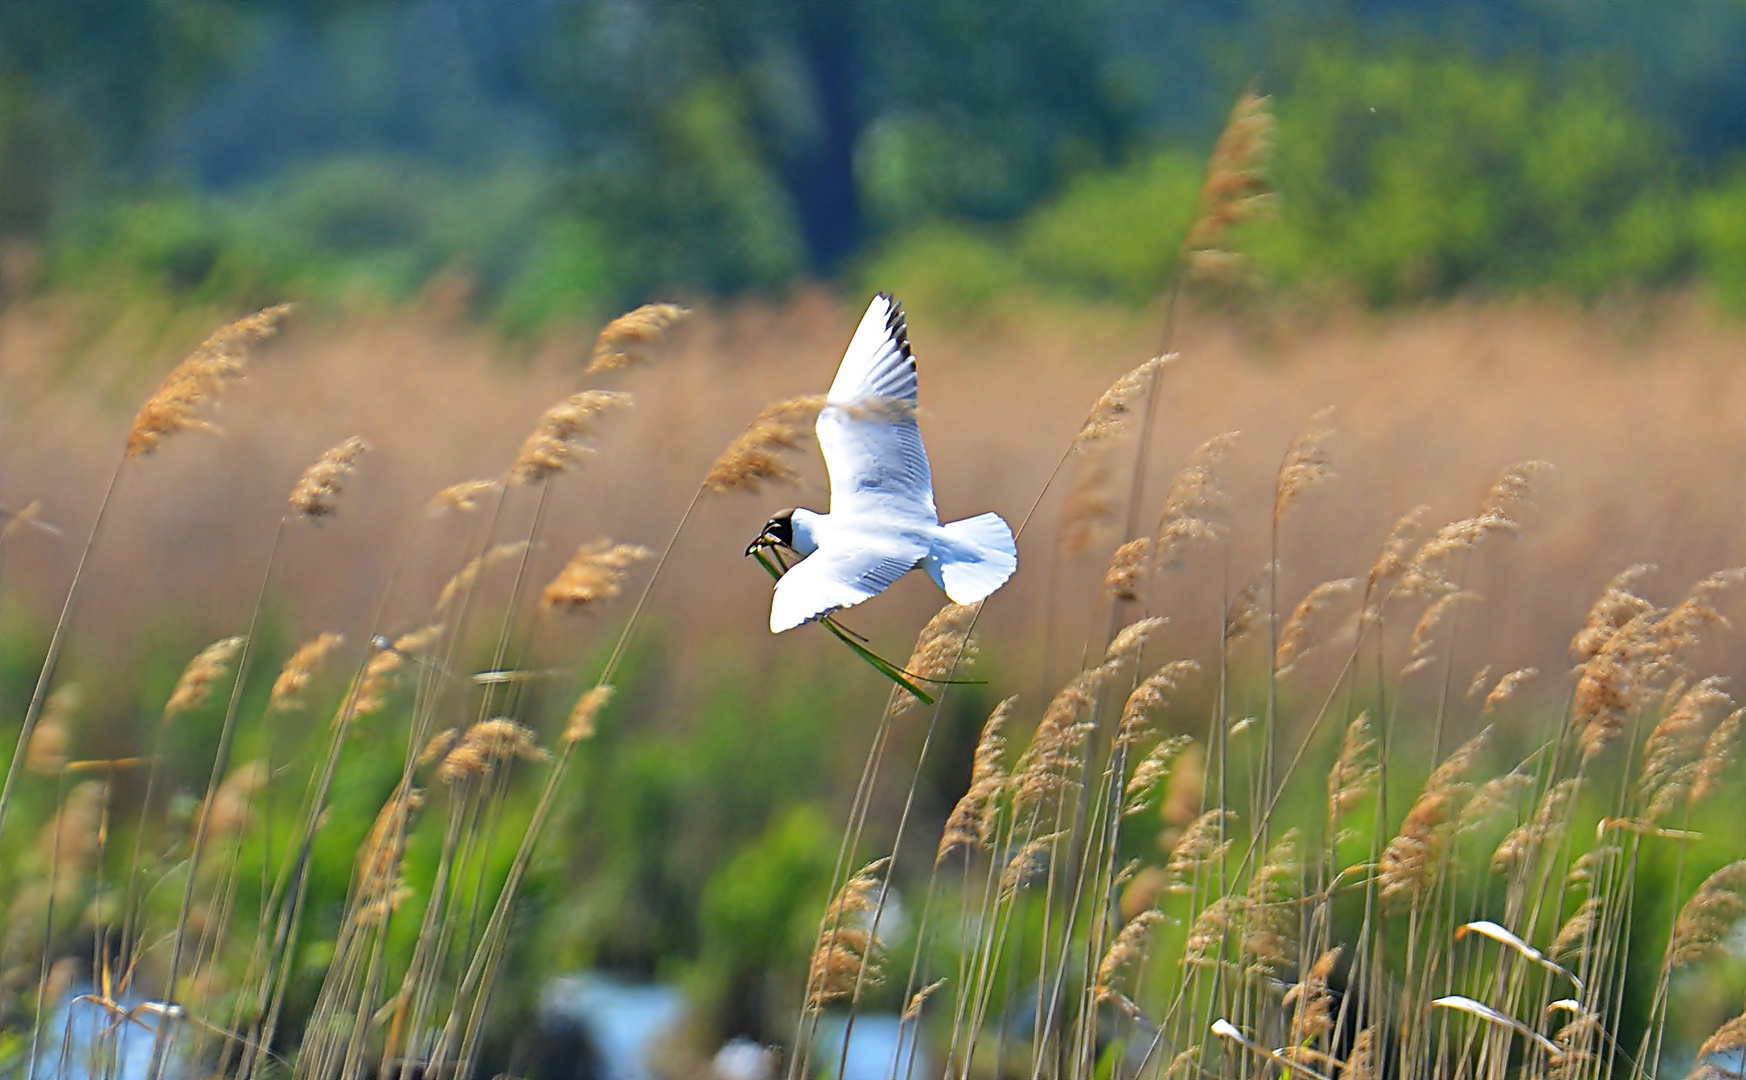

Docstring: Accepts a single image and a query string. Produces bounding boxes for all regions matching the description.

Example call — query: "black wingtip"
[879,293,912,362]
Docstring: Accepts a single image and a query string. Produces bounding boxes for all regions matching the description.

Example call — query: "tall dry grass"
[7,114,1746,1080]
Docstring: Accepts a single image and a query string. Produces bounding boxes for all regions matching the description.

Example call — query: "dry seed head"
[288,436,368,519]
[126,304,294,457]
[270,632,343,712]
[1571,565,1657,663]
[1184,894,1246,968]
[1001,832,1067,899]
[1400,590,1479,677]
[806,859,888,1012]
[1366,505,1431,605]
[902,978,947,1023]
[1013,668,1110,812]
[1155,431,1239,565]
[438,719,549,785]
[1482,667,1539,716]
[542,541,652,612]
[427,479,501,517]
[937,697,1013,863]
[1161,742,1205,826]
[1641,677,1732,815]
[1167,809,1234,890]
[1104,538,1151,602]
[1458,772,1536,834]
[198,760,267,850]
[166,636,245,720]
[1184,89,1275,282]
[27,685,81,776]
[1059,443,1120,557]
[1094,909,1166,1014]
[705,395,828,493]
[354,623,443,718]
[1328,712,1378,818]
[1242,830,1301,974]
[1398,512,1519,599]
[1344,1028,1378,1080]
[38,781,106,886]
[1276,578,1357,676]
[509,390,633,485]
[1551,896,1601,962]
[566,684,615,745]
[1124,734,1193,817]
[1225,562,1271,652]
[1466,665,1493,703]
[1285,947,1343,1045]
[436,542,530,615]
[1380,727,1488,906]
[356,788,423,912]
[587,303,690,374]
[1117,660,1199,748]
[419,729,459,768]
[1693,708,1745,805]
[1670,861,1746,969]
[1493,778,1581,874]
[1075,355,1174,448]
[1107,617,1167,666]
[1481,461,1553,518]
[1659,568,1746,654]
[1274,407,1336,523]
[1695,1008,1746,1079]
[890,602,980,719]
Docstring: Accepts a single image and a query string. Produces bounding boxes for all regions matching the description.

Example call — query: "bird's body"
[751,295,1018,633]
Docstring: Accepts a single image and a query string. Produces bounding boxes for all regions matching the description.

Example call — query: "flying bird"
[746,294,1018,633]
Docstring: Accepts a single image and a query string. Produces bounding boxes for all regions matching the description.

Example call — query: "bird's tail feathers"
[928,512,1018,604]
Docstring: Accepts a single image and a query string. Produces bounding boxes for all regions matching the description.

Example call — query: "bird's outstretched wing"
[816,295,936,521]
[769,535,929,632]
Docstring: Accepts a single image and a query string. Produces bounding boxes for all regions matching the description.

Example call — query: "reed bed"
[5,102,1746,1080]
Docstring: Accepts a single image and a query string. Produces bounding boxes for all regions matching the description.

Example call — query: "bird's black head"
[746,508,796,556]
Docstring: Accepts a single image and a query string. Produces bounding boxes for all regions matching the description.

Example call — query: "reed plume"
[38,780,105,887]
[1060,443,1120,556]
[435,541,530,615]
[1242,831,1300,975]
[1571,565,1656,663]
[1327,712,1377,818]
[565,684,614,745]
[1104,538,1151,601]
[354,789,424,927]
[269,632,344,712]
[903,978,947,1023]
[437,719,549,785]
[1000,832,1067,899]
[508,390,633,485]
[1074,356,1174,448]
[1118,661,1200,748]
[1669,861,1746,969]
[1481,667,1538,716]
[197,760,267,852]
[705,395,828,493]
[1379,727,1487,905]
[587,303,690,374]
[1155,431,1239,565]
[288,436,368,519]
[1275,577,1357,676]
[25,685,79,776]
[1551,896,1601,962]
[1691,1006,1746,1080]
[1124,734,1193,817]
[166,635,246,719]
[1183,89,1275,286]
[889,601,980,719]
[1274,407,1336,523]
[1641,677,1732,819]
[1400,590,1478,676]
[427,479,500,516]
[1493,778,1581,874]
[1457,772,1534,834]
[541,540,653,611]
[1693,707,1745,805]
[126,304,295,457]
[805,859,887,1012]
[1094,909,1166,1017]
[1167,809,1235,890]
[355,624,443,717]
[937,697,1012,862]
[1284,948,1342,1046]
[1225,562,1272,652]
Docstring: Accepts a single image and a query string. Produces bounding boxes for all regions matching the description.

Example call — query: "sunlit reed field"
[8,109,1746,1080]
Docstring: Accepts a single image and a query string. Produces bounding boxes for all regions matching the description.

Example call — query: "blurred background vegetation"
[8,0,1746,327]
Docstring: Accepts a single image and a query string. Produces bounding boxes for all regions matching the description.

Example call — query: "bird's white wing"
[769,534,929,633]
[816,295,936,521]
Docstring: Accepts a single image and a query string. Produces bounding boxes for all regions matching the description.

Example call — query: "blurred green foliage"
[9,2,1746,323]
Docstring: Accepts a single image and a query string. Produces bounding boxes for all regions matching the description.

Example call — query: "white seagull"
[747,294,1018,633]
